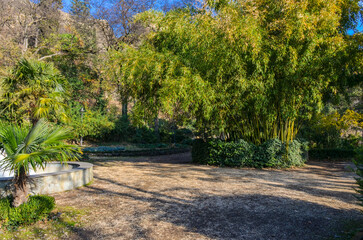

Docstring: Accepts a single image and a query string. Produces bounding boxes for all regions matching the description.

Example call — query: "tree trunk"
[122,98,128,117]
[154,117,160,142]
[12,167,29,207]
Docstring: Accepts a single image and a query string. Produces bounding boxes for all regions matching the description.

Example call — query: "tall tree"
[106,0,363,144]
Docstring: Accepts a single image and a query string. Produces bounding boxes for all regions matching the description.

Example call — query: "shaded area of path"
[52,152,363,240]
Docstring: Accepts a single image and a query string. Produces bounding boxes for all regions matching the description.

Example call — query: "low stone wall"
[0,162,93,197]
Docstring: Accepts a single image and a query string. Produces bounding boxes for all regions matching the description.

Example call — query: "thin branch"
[38,52,64,61]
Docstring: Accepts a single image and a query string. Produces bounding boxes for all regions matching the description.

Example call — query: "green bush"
[308,148,355,160]
[67,103,114,141]
[82,146,126,153]
[208,139,255,167]
[108,116,135,142]
[0,195,55,229]
[107,116,158,143]
[106,116,194,144]
[192,139,307,168]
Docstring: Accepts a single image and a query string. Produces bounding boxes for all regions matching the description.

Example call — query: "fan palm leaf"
[0,58,68,124]
[0,119,81,206]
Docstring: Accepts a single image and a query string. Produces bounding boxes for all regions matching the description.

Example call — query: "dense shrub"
[159,125,193,144]
[67,103,114,141]
[107,116,134,142]
[134,143,169,149]
[82,146,126,153]
[208,139,255,167]
[308,149,355,160]
[83,144,190,157]
[107,116,158,143]
[0,195,55,229]
[192,139,307,168]
[299,110,363,150]
[107,116,194,144]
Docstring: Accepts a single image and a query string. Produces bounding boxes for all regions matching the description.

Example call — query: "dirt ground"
[52,152,363,240]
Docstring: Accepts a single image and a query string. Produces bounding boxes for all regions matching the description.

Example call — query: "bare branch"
[38,52,64,60]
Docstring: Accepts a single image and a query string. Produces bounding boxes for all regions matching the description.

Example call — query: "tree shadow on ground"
[155,193,363,240]
[88,152,193,166]
[86,176,362,240]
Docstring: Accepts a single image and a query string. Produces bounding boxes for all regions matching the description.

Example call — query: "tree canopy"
[105,0,363,144]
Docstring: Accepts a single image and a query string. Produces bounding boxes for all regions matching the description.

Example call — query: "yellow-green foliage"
[105,0,362,144]
[67,103,115,141]
[315,110,363,132]
[0,58,68,124]
[310,109,363,148]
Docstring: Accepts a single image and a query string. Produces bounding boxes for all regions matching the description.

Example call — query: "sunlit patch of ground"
[49,153,362,240]
[8,152,363,239]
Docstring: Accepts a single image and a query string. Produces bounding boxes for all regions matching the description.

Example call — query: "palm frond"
[0,119,81,176]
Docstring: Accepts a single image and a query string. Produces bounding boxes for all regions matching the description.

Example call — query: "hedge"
[192,139,308,168]
[82,146,190,157]
[82,146,126,153]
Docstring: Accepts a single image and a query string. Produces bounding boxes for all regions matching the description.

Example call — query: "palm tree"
[0,58,68,124]
[0,120,80,207]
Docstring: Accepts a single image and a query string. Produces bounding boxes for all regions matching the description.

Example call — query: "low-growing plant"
[82,146,126,153]
[308,148,356,160]
[0,120,80,206]
[192,139,307,168]
[67,103,114,142]
[0,195,55,229]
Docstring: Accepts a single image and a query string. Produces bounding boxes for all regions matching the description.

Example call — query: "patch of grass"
[0,195,55,229]
[0,206,88,240]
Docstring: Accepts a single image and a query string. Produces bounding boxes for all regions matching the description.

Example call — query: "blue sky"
[62,0,362,33]
[62,0,183,12]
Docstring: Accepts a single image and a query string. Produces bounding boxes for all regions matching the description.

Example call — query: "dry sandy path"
[52,152,363,240]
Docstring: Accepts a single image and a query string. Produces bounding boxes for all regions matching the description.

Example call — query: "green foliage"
[104,44,213,129]
[106,116,193,144]
[107,116,157,143]
[0,195,55,229]
[354,146,363,208]
[158,120,194,144]
[83,144,189,157]
[40,31,100,105]
[82,146,125,153]
[308,149,356,160]
[67,103,114,141]
[191,139,210,165]
[208,139,256,167]
[0,58,67,124]
[107,0,362,144]
[192,139,307,168]
[107,116,135,142]
[0,120,80,204]
[301,109,363,149]
[0,120,80,176]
